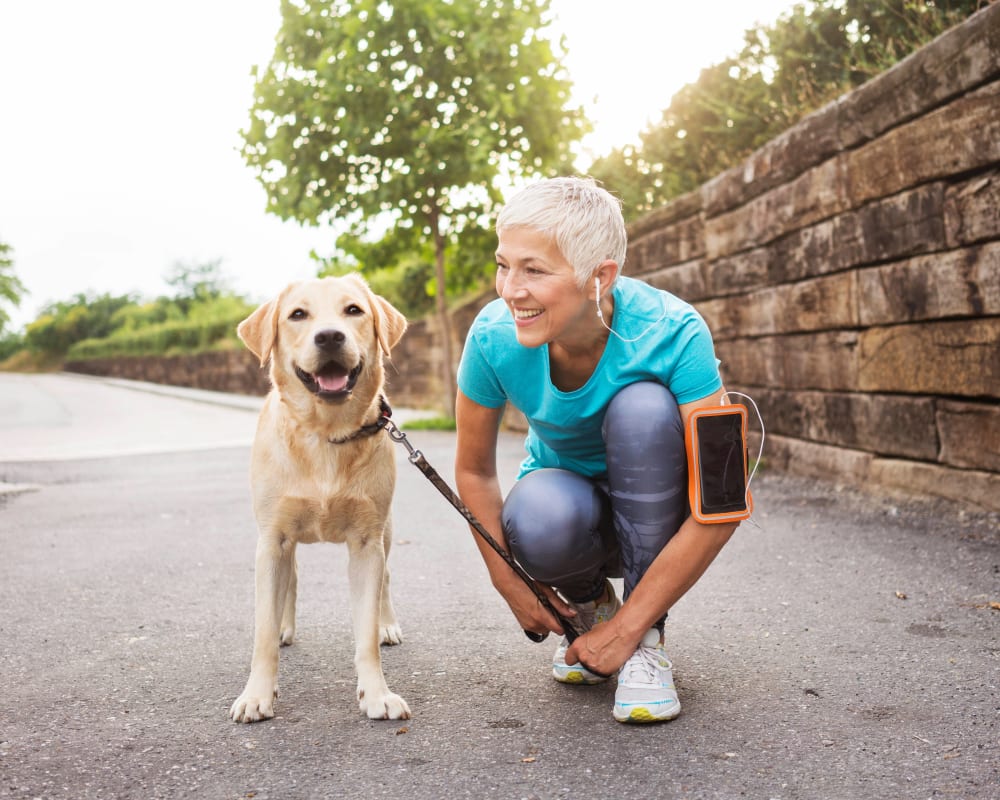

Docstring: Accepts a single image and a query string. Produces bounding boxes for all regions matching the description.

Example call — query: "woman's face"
[495,226,593,349]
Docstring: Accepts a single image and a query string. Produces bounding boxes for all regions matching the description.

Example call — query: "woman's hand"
[456,391,578,639]
[563,618,638,676]
[493,571,577,639]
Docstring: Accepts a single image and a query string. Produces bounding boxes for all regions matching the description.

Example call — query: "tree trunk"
[430,207,456,418]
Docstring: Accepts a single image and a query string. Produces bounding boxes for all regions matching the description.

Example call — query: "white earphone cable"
[720,390,765,493]
[594,277,667,343]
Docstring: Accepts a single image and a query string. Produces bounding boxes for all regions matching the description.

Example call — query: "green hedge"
[67,314,246,359]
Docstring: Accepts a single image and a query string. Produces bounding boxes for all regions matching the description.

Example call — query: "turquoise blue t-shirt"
[457,276,722,479]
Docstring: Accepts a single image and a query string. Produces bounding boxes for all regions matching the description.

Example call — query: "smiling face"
[277,279,372,404]
[237,274,407,414]
[495,226,596,349]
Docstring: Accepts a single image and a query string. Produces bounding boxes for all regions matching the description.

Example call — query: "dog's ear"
[237,298,280,367]
[371,293,408,357]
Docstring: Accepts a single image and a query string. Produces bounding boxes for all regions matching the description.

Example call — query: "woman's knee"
[603,383,689,598]
[501,468,608,584]
[604,381,683,450]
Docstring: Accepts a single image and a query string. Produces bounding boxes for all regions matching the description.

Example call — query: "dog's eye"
[289,308,308,320]
[345,304,364,316]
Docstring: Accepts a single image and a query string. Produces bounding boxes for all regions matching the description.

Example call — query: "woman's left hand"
[563,620,638,677]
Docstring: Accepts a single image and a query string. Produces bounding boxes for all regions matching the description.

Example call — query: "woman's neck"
[548,318,610,391]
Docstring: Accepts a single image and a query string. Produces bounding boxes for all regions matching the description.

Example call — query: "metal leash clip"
[384,419,422,464]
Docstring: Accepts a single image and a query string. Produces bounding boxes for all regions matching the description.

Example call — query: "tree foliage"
[164,258,232,313]
[590,0,987,218]
[18,273,252,361]
[25,292,138,356]
[243,0,585,234]
[0,240,26,335]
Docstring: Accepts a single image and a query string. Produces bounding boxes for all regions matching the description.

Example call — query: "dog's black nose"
[314,329,345,349]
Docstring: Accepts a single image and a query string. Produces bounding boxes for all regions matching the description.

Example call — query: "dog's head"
[237,274,407,405]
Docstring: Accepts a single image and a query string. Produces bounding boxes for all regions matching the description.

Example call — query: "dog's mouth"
[294,360,363,401]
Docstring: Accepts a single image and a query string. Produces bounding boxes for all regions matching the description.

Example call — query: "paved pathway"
[0,372,997,799]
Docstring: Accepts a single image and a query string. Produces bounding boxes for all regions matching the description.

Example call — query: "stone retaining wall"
[625,4,1000,511]
[66,349,272,396]
[63,296,490,413]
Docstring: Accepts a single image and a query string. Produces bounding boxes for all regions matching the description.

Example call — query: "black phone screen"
[696,412,748,515]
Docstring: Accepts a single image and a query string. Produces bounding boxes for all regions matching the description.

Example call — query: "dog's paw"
[379,622,403,646]
[279,626,295,647]
[358,688,411,720]
[229,682,278,723]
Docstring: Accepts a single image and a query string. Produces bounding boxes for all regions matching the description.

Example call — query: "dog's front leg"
[348,535,411,720]
[379,518,402,645]
[230,535,293,723]
[280,545,298,646]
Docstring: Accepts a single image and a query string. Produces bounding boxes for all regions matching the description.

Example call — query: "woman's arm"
[454,390,576,636]
[564,387,740,672]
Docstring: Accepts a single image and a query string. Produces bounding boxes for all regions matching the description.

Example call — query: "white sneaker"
[613,628,681,723]
[552,582,621,684]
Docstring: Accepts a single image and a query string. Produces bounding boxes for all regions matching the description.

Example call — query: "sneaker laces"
[620,633,670,686]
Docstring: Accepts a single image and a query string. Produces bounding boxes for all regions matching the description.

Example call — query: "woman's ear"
[592,260,620,300]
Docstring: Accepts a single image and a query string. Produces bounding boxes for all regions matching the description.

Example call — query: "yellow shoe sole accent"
[554,667,607,684]
[613,705,681,723]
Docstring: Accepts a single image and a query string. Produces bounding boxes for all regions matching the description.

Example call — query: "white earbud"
[594,276,603,319]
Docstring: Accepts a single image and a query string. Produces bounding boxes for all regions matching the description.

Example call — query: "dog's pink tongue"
[317,373,348,392]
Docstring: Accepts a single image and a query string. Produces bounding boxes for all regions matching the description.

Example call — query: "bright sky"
[0,0,797,332]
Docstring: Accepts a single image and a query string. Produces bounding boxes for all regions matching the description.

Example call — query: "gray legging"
[501,382,687,620]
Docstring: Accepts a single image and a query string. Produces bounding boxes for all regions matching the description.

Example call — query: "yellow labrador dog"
[230,274,410,723]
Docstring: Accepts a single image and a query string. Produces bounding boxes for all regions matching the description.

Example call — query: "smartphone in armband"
[685,405,753,524]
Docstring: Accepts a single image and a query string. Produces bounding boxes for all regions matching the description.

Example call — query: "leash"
[380,417,584,647]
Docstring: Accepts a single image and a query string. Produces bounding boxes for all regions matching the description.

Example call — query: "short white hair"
[496,177,627,288]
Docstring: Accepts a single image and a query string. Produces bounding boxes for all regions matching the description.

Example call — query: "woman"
[454,177,741,723]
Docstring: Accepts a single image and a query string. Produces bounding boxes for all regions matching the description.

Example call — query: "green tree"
[592,0,986,218]
[242,0,587,414]
[593,58,779,217]
[24,292,136,357]
[110,296,187,333]
[0,241,27,335]
[0,331,24,362]
[164,258,231,314]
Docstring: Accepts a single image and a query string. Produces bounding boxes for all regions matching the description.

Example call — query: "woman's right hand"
[455,393,577,639]
[493,571,577,639]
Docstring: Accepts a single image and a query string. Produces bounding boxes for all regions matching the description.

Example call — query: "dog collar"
[327,396,393,445]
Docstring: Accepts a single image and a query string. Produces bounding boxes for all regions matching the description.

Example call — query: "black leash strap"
[383,419,582,645]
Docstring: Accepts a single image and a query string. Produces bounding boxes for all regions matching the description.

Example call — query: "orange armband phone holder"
[685,404,753,524]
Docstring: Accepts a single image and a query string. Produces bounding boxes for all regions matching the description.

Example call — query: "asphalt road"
[0,373,997,800]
